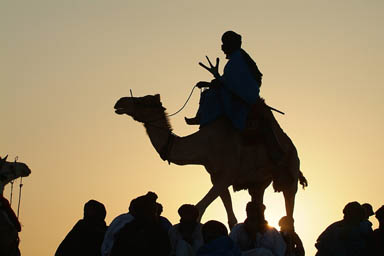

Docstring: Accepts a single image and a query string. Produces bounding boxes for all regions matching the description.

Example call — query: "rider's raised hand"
[196,81,211,89]
[199,56,220,79]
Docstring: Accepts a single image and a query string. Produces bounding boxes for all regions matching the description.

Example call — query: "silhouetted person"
[0,194,21,256]
[197,220,242,256]
[186,31,286,183]
[157,202,173,233]
[360,203,374,235]
[185,31,262,131]
[278,216,304,256]
[168,204,204,256]
[109,192,170,256]
[367,205,384,255]
[55,199,107,256]
[230,202,286,256]
[315,201,367,256]
[101,195,143,256]
[101,193,172,256]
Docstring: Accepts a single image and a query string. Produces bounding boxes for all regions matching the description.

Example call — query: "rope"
[166,85,197,117]
[17,177,23,218]
[9,181,14,205]
[9,156,18,206]
[140,85,198,128]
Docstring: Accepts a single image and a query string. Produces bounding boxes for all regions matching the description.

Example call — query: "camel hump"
[239,99,305,192]
[242,99,288,149]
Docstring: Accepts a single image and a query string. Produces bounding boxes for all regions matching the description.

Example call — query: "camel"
[114,94,307,230]
[0,155,31,256]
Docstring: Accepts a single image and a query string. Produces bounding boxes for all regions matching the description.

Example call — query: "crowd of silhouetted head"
[54,192,384,256]
[315,201,384,256]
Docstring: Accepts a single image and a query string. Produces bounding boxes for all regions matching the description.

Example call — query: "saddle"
[241,99,294,191]
[242,98,271,146]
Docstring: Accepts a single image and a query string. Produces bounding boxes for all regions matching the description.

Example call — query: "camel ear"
[154,94,160,101]
[0,155,8,164]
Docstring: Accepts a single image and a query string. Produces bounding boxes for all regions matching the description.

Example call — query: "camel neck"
[139,107,205,166]
[144,113,172,158]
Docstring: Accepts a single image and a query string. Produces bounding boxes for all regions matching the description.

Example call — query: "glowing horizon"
[2,1,384,255]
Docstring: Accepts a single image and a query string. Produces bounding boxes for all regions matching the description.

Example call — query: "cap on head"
[222,31,242,47]
[84,199,106,221]
[178,204,199,222]
[129,191,158,218]
[343,201,364,222]
[221,31,242,55]
[202,220,228,243]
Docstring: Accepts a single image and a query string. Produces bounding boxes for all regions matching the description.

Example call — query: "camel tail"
[298,171,308,189]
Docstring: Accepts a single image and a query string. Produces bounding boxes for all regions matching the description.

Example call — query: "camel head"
[0,155,31,192]
[114,94,165,123]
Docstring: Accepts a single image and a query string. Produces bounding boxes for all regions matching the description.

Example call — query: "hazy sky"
[1,1,383,255]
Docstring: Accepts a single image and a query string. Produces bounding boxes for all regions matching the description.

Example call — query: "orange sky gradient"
[1,1,384,255]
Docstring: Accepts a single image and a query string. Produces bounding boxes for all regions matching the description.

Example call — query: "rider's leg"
[185,86,222,126]
[185,90,208,125]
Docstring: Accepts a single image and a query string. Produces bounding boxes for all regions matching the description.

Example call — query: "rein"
[131,85,198,127]
[166,85,198,118]
[129,86,198,164]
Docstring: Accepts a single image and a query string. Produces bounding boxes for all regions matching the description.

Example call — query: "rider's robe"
[198,49,260,130]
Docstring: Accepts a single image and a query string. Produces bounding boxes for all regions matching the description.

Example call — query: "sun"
[200,187,290,231]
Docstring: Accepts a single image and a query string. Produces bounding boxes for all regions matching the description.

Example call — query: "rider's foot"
[185,116,199,125]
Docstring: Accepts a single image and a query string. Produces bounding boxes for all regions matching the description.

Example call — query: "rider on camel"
[185,31,285,167]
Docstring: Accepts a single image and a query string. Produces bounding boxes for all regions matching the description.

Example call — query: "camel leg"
[195,179,231,222]
[248,182,269,204]
[210,174,237,229]
[219,188,238,230]
[283,183,298,231]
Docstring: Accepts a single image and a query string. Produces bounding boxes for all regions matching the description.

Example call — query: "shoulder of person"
[266,225,279,233]
[110,213,133,225]
[229,223,245,234]
[168,223,181,234]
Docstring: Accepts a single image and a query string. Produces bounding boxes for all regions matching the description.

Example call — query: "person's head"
[343,201,364,224]
[362,203,374,219]
[128,191,158,221]
[375,205,384,225]
[246,201,266,222]
[178,204,199,223]
[221,31,242,58]
[201,220,228,243]
[278,216,294,232]
[156,202,163,216]
[84,199,106,221]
